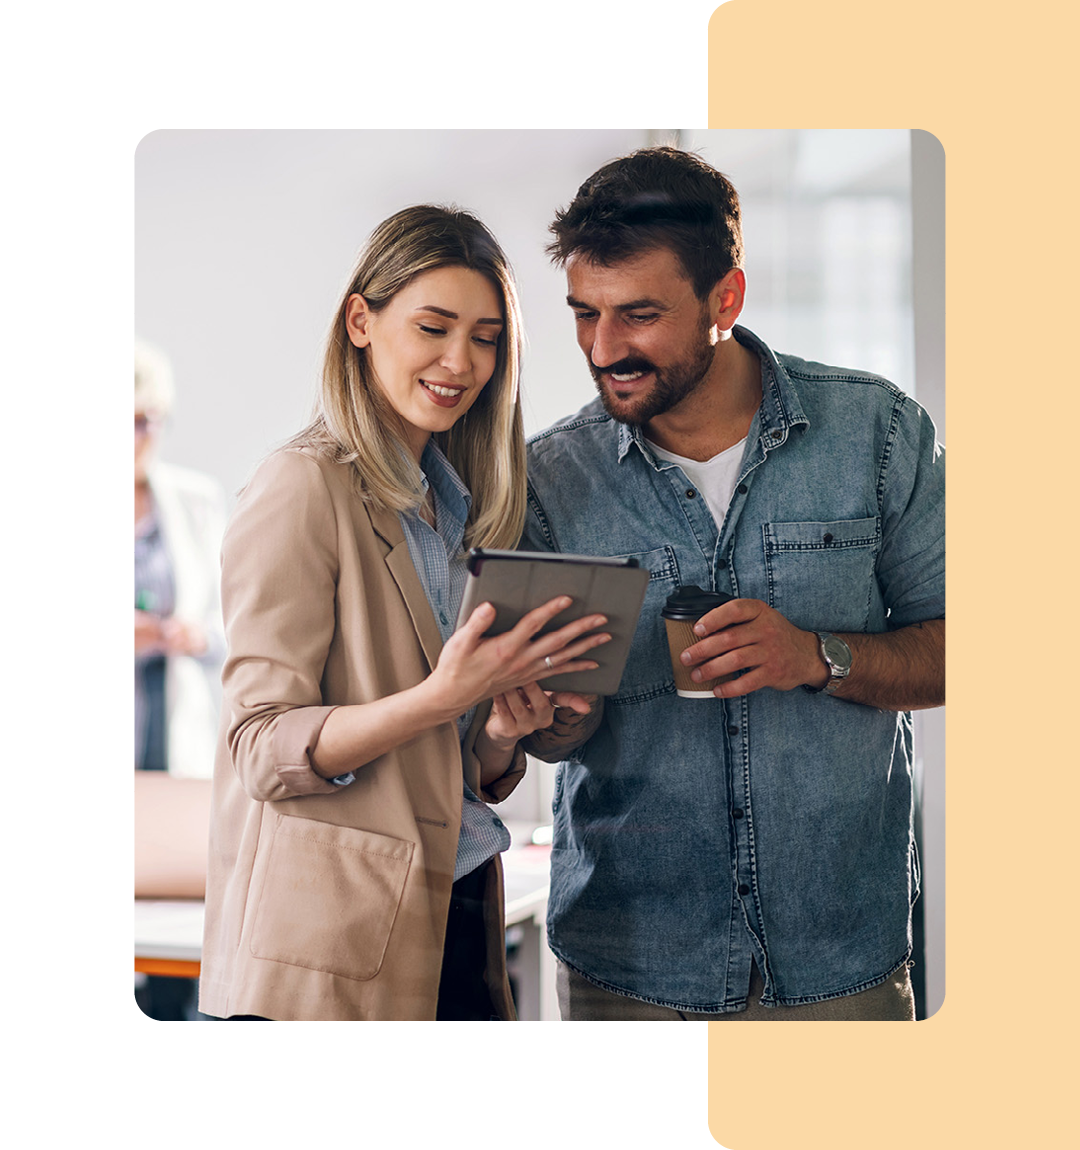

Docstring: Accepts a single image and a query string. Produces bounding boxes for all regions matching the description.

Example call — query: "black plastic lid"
[661,585,734,620]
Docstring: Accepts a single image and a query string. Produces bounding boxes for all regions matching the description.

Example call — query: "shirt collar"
[615,325,809,467]
[733,325,809,450]
[418,439,471,532]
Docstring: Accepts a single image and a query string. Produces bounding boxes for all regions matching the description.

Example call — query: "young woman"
[198,206,608,1021]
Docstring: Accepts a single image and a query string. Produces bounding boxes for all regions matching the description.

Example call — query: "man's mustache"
[591,356,657,376]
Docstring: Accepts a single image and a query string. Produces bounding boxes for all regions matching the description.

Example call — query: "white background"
[6,3,939,1148]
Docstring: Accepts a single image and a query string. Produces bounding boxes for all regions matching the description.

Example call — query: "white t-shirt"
[646,436,748,530]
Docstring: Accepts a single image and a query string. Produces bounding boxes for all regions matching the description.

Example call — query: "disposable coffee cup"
[662,585,736,698]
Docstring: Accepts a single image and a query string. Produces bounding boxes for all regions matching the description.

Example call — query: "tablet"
[455,548,650,695]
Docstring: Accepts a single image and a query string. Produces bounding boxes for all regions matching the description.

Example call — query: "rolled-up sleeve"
[877,396,946,629]
[220,450,344,800]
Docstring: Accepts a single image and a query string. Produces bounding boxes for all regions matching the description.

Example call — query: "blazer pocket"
[249,813,414,982]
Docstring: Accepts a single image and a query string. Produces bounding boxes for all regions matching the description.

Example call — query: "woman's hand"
[160,617,209,657]
[482,683,558,752]
[475,686,603,786]
[313,598,610,784]
[134,611,208,658]
[473,682,557,784]
[424,596,611,721]
[135,609,164,655]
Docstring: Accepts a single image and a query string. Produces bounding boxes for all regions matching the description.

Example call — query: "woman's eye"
[473,335,498,347]
[419,324,446,336]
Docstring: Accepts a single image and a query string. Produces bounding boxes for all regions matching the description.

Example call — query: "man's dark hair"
[547,146,744,300]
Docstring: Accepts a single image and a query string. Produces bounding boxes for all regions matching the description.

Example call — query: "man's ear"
[708,268,746,332]
[344,293,373,348]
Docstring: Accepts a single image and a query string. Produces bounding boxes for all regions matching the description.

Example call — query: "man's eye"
[628,313,658,324]
[573,311,596,322]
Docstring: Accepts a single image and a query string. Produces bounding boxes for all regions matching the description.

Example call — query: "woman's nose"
[440,336,472,376]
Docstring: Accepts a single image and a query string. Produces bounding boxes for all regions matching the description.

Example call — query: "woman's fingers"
[517,680,556,719]
[448,598,613,705]
[458,601,497,645]
[507,595,574,643]
[504,684,556,732]
[540,613,610,651]
[534,623,612,669]
[545,691,598,715]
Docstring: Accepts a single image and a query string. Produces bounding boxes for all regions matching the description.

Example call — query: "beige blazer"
[198,447,525,1021]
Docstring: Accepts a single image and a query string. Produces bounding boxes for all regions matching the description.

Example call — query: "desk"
[134,837,556,1020]
[134,900,204,978]
[501,841,556,1022]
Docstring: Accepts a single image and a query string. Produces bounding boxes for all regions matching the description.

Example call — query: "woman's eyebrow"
[416,305,503,326]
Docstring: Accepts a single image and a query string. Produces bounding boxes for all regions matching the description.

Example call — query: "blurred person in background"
[134,339,226,777]
[134,339,227,1020]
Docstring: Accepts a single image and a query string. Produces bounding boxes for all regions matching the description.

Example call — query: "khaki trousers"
[556,960,915,1021]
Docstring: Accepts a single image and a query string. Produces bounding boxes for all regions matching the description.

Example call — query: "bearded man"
[522,146,945,1021]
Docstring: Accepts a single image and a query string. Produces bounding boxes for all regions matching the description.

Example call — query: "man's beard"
[590,318,716,426]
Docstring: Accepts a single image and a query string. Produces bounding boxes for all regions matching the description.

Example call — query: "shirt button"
[736,483,748,495]
[823,533,834,544]
[492,817,503,828]
[732,808,744,819]
[716,558,726,569]
[727,725,738,735]
[737,883,750,896]
[685,489,697,499]
[439,610,449,626]
[770,429,783,440]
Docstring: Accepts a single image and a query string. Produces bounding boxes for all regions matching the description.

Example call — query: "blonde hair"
[134,338,175,415]
[291,205,526,551]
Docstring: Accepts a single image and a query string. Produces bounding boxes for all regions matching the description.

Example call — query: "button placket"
[726,697,760,939]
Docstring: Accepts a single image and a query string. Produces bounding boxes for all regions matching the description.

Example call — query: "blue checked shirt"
[327,441,513,881]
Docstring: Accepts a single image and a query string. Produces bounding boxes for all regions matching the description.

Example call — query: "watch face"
[822,635,852,671]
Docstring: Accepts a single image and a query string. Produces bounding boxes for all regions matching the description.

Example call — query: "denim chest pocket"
[763,516,880,633]
[606,545,680,705]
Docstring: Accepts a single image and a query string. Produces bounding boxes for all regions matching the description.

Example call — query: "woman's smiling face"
[345,265,504,461]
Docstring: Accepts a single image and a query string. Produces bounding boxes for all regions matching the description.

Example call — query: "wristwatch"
[807,631,852,695]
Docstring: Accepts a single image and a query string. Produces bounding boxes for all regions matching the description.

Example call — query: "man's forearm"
[827,618,945,711]
[522,699,605,762]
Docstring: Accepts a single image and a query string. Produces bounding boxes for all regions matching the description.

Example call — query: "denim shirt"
[523,326,945,1011]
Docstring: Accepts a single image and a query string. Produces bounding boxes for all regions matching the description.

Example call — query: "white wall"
[136,128,648,500]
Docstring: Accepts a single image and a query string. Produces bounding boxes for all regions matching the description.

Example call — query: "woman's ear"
[345,293,372,348]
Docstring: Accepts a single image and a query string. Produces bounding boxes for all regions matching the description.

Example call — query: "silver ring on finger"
[544,655,555,670]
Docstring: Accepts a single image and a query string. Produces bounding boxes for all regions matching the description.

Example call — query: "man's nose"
[589,316,627,369]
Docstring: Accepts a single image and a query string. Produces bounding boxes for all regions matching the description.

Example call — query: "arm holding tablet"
[453,548,648,764]
[312,595,610,784]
